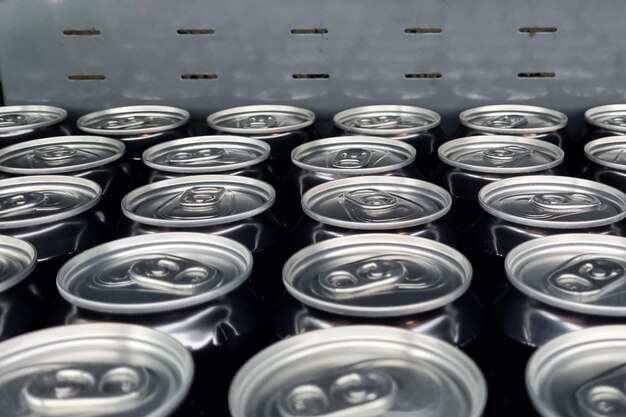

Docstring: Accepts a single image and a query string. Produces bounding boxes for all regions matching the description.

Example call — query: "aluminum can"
[293,176,459,249]
[582,136,626,194]
[579,104,626,144]
[229,326,487,417]
[207,105,317,180]
[466,176,626,303]
[0,323,193,417]
[0,135,130,228]
[77,105,191,178]
[332,105,444,176]
[119,175,287,303]
[0,105,69,146]
[432,136,566,230]
[54,232,268,417]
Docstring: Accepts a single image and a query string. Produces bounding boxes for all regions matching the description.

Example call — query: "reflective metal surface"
[459,105,568,135]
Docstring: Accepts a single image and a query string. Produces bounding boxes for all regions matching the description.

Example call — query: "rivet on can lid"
[333,105,441,136]
[459,104,568,135]
[77,106,190,136]
[207,105,315,135]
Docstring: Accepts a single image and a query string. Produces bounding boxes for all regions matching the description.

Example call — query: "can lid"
[506,234,626,316]
[292,136,416,175]
[0,175,101,229]
[438,135,564,174]
[207,105,315,135]
[77,105,190,136]
[0,323,193,417]
[284,234,471,317]
[302,176,451,230]
[0,235,36,293]
[585,135,626,172]
[57,232,252,314]
[459,104,568,135]
[527,325,626,417]
[585,104,626,133]
[143,135,270,174]
[0,136,125,175]
[229,326,486,417]
[333,105,441,136]
[122,175,275,227]
[0,105,67,134]
[479,176,626,229]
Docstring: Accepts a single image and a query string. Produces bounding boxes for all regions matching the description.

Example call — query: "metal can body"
[332,105,444,176]
[582,136,626,195]
[0,105,69,146]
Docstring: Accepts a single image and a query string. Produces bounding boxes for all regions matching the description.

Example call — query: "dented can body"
[582,136,626,194]
[0,105,70,146]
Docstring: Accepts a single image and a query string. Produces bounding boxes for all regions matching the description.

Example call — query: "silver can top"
[438,135,564,174]
[207,105,315,135]
[57,232,252,314]
[143,135,270,174]
[292,136,416,175]
[0,235,36,293]
[527,325,626,417]
[283,234,471,317]
[479,176,626,229]
[0,323,193,417]
[77,105,190,136]
[585,104,626,133]
[302,176,451,230]
[506,234,626,316]
[0,175,101,229]
[0,105,67,134]
[229,326,486,417]
[122,175,275,227]
[459,104,568,135]
[0,136,125,175]
[333,105,441,136]
[585,136,626,171]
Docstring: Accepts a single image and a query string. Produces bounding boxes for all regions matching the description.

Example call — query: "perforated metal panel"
[1,0,626,130]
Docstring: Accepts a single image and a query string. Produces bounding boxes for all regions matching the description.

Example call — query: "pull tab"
[0,192,46,218]
[576,365,626,417]
[344,189,399,211]
[482,114,528,129]
[546,256,626,301]
[33,145,79,162]
[355,116,401,129]
[102,116,152,130]
[276,369,395,417]
[128,255,220,293]
[530,193,603,213]
[166,148,226,165]
[0,113,28,128]
[482,145,532,161]
[178,187,226,208]
[339,189,423,224]
[243,115,277,129]
[605,116,626,128]
[331,149,373,169]
[22,364,150,416]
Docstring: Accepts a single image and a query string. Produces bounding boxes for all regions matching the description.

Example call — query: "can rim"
[438,135,565,174]
[142,135,271,173]
[302,176,451,230]
[0,105,68,133]
[584,104,626,133]
[77,105,190,135]
[584,135,626,171]
[0,322,194,417]
[478,175,626,229]
[333,104,441,135]
[506,234,626,316]
[283,234,472,317]
[121,174,275,227]
[459,104,568,134]
[0,175,102,229]
[526,325,626,417]
[0,235,37,293]
[0,136,126,175]
[57,232,253,314]
[229,325,487,417]
[207,104,315,134]
[291,136,416,175]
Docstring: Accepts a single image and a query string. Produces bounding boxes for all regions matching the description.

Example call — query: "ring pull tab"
[178,186,227,208]
[166,148,227,165]
[128,255,219,293]
[277,369,396,417]
[33,145,79,162]
[103,116,151,130]
[576,365,626,417]
[243,115,277,129]
[340,189,423,224]
[318,258,407,296]
[530,193,603,213]
[0,113,28,128]
[546,256,626,301]
[355,116,401,129]
[482,145,532,161]
[331,148,373,169]
[0,192,46,218]
[605,116,626,128]
[23,365,151,416]
[345,189,398,211]
[482,114,528,129]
